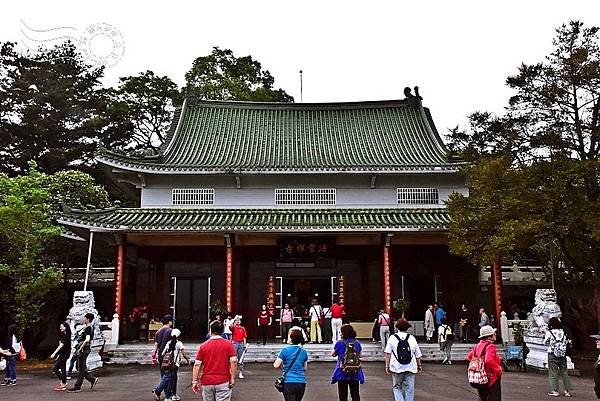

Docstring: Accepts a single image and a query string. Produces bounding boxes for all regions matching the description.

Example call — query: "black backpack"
[392,334,413,364]
[341,340,361,374]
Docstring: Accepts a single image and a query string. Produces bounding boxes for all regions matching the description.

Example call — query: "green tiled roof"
[97,98,461,173]
[57,207,450,232]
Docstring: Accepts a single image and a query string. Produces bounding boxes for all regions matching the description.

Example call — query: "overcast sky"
[2,1,600,138]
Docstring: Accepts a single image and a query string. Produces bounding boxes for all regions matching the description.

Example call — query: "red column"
[383,234,393,315]
[491,256,503,328]
[114,234,126,317]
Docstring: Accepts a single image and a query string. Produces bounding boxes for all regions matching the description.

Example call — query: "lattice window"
[172,188,214,205]
[274,188,336,205]
[397,188,439,205]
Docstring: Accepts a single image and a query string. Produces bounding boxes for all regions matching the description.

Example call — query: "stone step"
[104,343,504,365]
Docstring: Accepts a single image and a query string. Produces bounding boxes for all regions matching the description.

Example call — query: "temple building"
[58,89,500,340]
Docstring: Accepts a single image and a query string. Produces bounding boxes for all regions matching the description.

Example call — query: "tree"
[184,47,293,102]
[447,21,600,340]
[103,71,182,150]
[0,162,111,341]
[0,41,109,175]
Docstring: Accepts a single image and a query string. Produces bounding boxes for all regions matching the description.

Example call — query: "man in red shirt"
[330,299,345,343]
[192,321,237,401]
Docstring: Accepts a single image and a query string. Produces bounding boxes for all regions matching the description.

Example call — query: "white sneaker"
[547,391,560,397]
[564,391,572,397]
[172,396,181,401]
[239,372,245,379]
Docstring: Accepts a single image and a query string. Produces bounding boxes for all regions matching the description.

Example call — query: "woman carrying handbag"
[274,329,309,401]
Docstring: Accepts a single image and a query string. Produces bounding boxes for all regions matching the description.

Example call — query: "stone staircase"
[104,341,504,365]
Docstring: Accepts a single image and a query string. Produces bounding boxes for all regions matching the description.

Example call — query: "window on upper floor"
[172,188,215,205]
[274,188,336,205]
[397,188,439,205]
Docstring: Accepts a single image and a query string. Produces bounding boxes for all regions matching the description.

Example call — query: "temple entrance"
[273,276,337,338]
[283,277,333,315]
[170,277,210,339]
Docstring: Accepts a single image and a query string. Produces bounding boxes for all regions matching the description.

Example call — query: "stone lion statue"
[526,289,562,336]
[66,291,103,369]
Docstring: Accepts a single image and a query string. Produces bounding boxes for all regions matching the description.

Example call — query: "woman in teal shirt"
[274,329,309,401]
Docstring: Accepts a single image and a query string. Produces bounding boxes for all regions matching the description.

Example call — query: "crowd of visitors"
[5,301,600,401]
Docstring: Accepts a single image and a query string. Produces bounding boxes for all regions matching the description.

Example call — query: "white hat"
[171,328,181,338]
[478,325,497,339]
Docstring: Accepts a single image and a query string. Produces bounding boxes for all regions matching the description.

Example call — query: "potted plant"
[210,299,227,319]
[393,299,411,318]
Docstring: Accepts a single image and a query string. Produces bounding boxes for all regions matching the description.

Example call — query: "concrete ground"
[2,362,598,401]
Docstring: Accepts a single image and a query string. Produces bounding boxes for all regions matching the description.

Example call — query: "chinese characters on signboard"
[279,238,334,259]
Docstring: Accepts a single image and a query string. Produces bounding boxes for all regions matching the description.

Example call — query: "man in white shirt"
[384,319,423,401]
[308,299,323,344]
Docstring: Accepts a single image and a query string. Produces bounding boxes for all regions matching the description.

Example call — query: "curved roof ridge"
[96,96,464,173]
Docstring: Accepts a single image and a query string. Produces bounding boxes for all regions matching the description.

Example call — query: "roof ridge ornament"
[403,86,423,103]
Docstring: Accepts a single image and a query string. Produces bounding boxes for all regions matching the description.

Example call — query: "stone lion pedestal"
[524,289,574,371]
[67,291,104,371]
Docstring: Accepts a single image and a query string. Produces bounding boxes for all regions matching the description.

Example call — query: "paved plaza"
[2,362,598,401]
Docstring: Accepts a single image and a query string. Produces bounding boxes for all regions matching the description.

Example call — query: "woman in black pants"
[274,329,309,401]
[50,322,72,391]
[331,324,365,401]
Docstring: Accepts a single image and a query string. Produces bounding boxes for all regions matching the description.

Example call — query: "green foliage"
[210,299,228,318]
[184,47,293,102]
[0,41,108,175]
[446,20,600,332]
[0,164,61,329]
[103,70,182,150]
[447,21,600,271]
[393,299,411,314]
[0,162,110,330]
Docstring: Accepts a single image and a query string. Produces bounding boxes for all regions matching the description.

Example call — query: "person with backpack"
[437,317,454,365]
[331,324,364,401]
[151,314,174,399]
[160,328,190,401]
[66,313,99,393]
[543,317,573,397]
[50,321,71,391]
[274,329,309,401]
[467,325,502,401]
[0,324,20,386]
[384,318,423,401]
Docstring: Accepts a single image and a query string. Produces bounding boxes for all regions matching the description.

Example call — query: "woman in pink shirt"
[280,303,294,343]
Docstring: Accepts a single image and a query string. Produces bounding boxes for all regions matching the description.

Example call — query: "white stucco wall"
[139,173,468,208]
